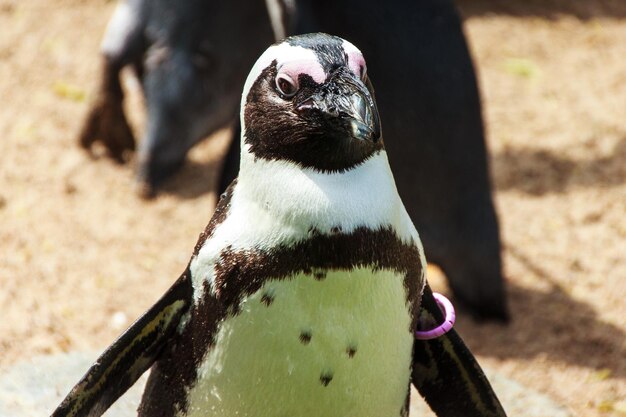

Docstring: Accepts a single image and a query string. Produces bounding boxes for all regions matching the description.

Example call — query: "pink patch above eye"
[278,59,326,84]
[347,51,366,78]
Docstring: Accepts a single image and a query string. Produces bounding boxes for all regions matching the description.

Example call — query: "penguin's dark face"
[242,33,382,172]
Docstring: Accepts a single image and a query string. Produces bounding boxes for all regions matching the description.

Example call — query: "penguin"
[53,33,506,417]
[218,0,509,321]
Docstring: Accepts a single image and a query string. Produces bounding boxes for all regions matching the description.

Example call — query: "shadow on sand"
[158,158,221,200]
[457,0,626,20]
[455,245,626,379]
[491,136,626,195]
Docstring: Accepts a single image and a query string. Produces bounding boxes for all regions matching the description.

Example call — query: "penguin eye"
[276,74,298,98]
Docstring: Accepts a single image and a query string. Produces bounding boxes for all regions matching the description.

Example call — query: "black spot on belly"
[313,271,327,281]
[260,292,274,306]
[346,345,357,358]
[330,226,342,234]
[299,330,312,344]
[320,371,333,386]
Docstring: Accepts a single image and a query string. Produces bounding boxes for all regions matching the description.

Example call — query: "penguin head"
[240,33,382,173]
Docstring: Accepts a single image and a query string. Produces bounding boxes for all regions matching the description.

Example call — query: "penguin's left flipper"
[51,268,193,417]
[412,284,507,417]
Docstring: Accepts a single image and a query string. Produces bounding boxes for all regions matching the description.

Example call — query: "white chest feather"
[190,152,425,302]
[183,267,413,417]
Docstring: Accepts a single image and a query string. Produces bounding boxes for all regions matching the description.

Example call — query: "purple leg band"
[414,292,456,340]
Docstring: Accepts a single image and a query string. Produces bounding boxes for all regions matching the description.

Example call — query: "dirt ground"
[1,0,625,416]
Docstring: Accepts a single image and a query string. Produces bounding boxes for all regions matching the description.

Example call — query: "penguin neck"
[235,142,417,245]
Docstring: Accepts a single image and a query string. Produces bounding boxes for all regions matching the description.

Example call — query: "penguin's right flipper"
[51,268,193,417]
[412,284,507,417]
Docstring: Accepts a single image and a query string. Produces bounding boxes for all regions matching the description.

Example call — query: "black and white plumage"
[53,33,506,417]
[219,0,509,321]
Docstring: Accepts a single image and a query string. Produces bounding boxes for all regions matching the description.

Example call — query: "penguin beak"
[296,70,381,143]
[342,84,381,143]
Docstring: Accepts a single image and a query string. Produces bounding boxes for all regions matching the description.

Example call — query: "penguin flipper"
[412,284,507,417]
[52,268,193,417]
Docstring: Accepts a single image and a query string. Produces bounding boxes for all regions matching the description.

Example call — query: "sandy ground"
[0,0,625,416]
